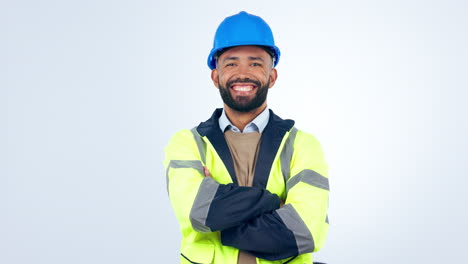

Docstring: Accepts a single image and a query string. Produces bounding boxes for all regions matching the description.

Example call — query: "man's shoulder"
[294,127,316,139]
[167,128,196,144]
[292,127,324,153]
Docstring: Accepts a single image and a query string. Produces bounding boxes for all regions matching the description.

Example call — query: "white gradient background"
[3,0,468,263]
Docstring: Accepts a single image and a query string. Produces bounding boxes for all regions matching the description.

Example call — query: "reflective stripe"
[170,160,204,172]
[190,177,219,233]
[276,204,314,254]
[191,127,206,164]
[287,169,329,193]
[280,127,298,183]
[166,160,204,194]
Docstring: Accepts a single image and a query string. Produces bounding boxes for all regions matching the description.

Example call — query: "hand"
[203,166,212,178]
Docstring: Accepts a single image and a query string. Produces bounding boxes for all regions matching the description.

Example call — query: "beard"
[218,78,269,113]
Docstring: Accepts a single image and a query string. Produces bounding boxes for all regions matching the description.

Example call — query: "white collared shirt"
[218,107,270,133]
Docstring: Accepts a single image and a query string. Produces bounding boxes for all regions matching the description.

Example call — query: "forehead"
[218,45,271,60]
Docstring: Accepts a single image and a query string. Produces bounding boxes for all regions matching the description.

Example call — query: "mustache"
[226,78,261,88]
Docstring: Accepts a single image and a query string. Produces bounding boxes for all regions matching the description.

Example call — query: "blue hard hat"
[207,11,281,70]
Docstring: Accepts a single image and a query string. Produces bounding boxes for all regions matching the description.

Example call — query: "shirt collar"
[219,107,270,133]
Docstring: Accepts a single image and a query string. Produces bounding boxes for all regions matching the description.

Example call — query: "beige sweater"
[224,130,262,264]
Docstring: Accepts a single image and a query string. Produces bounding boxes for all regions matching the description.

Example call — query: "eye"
[225,63,236,67]
[252,62,262,67]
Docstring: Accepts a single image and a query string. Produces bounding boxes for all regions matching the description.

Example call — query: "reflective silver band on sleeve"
[191,127,206,164]
[276,204,315,254]
[189,177,219,233]
[280,127,298,183]
[286,169,329,193]
[166,160,205,194]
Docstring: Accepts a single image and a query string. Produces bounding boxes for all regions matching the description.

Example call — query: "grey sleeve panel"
[189,177,220,233]
[165,160,217,232]
[166,160,205,194]
[276,204,315,254]
[280,127,298,183]
[286,169,329,193]
[191,127,206,164]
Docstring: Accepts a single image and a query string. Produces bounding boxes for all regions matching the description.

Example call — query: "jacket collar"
[197,108,295,187]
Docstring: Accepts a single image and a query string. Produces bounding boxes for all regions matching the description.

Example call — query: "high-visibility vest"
[164,109,329,264]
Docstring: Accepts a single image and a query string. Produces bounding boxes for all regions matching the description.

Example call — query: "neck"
[224,104,267,132]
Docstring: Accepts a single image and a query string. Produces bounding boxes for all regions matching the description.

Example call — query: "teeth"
[232,85,254,91]
[235,87,251,91]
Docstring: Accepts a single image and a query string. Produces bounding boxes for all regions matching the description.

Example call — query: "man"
[164,11,329,264]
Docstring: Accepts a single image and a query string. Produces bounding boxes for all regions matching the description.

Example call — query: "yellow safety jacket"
[164,109,329,264]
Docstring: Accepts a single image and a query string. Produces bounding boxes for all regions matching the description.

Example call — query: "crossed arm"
[165,129,329,261]
[202,167,298,260]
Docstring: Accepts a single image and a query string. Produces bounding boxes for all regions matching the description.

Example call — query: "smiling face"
[211,45,278,113]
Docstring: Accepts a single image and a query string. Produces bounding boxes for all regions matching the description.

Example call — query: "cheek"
[218,73,232,85]
[256,73,270,84]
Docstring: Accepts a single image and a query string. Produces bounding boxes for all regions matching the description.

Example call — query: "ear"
[268,68,278,88]
[211,69,220,88]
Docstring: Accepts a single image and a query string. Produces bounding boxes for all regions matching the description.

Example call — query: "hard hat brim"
[207,44,280,70]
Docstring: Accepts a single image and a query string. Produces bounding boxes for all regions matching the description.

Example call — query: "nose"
[235,62,253,78]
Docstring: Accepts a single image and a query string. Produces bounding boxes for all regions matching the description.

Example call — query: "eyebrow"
[222,56,265,63]
[248,56,265,62]
[222,56,239,62]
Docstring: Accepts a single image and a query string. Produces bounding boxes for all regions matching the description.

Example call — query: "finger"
[203,166,212,177]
